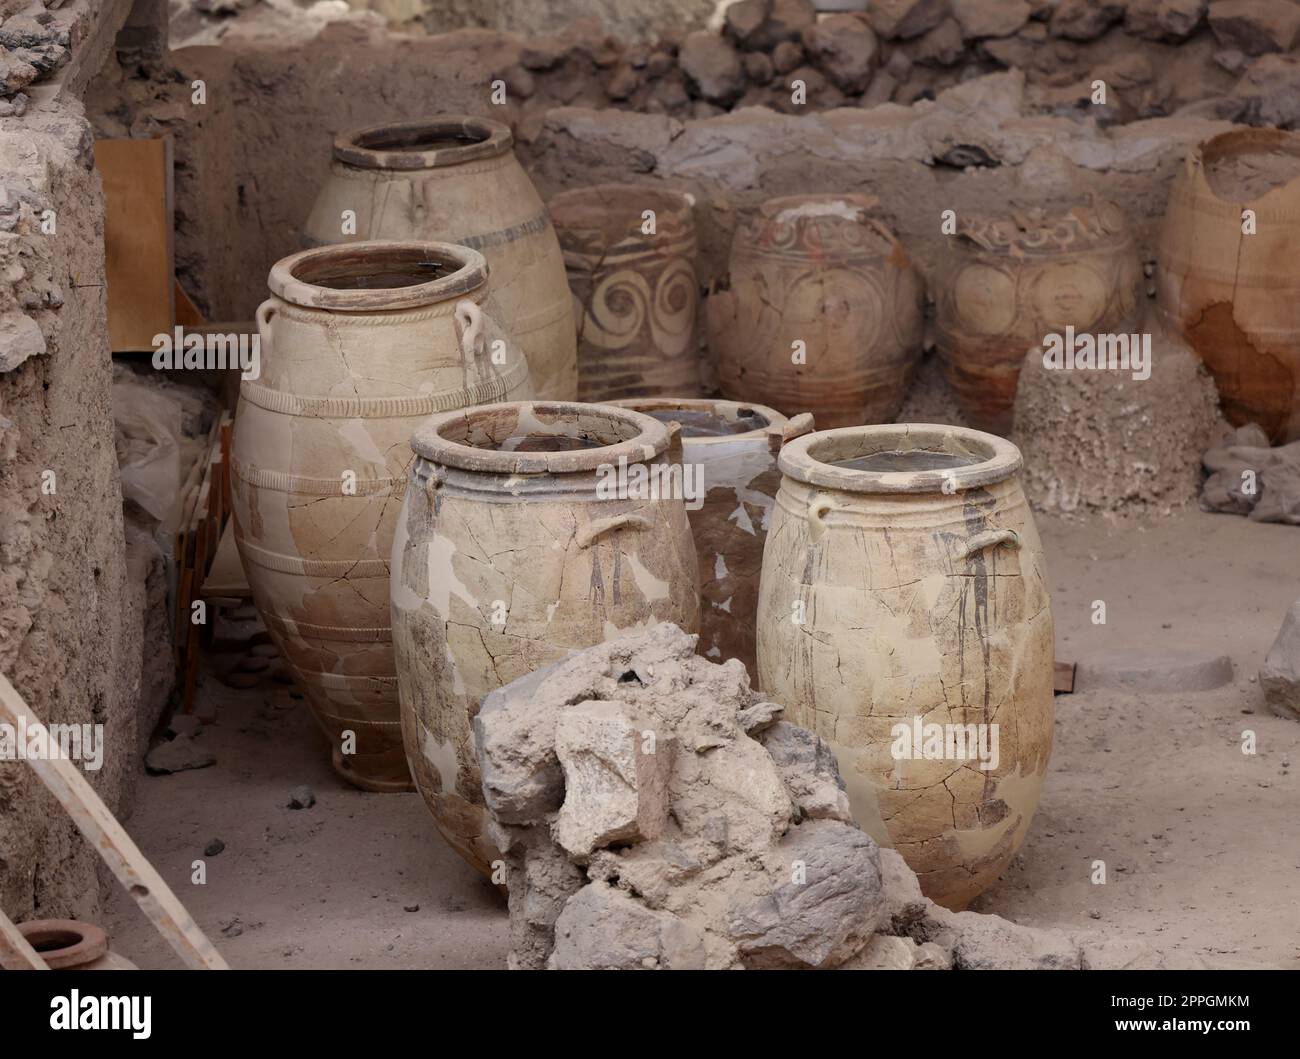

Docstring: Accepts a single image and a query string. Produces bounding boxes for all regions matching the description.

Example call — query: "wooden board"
[96,137,174,352]
[174,280,205,327]
[1054,661,1076,695]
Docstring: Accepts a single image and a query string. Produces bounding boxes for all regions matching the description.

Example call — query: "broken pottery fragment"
[709,193,925,429]
[757,424,1054,910]
[391,402,699,876]
[304,116,576,400]
[231,241,531,791]
[550,183,703,402]
[934,197,1142,435]
[611,397,813,676]
[1157,128,1300,443]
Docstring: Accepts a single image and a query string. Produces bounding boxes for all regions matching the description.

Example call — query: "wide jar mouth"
[333,116,512,171]
[1199,128,1300,204]
[550,183,694,234]
[609,397,781,439]
[779,423,1021,494]
[267,241,487,311]
[411,401,670,474]
[18,919,108,969]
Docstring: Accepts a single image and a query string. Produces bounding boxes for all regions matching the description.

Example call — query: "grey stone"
[724,0,769,47]
[867,0,950,40]
[145,734,216,775]
[914,17,966,64]
[771,39,804,74]
[678,31,747,105]
[801,13,880,93]
[1125,0,1209,41]
[737,699,783,733]
[0,312,46,373]
[1208,0,1300,54]
[943,909,1083,969]
[1075,647,1234,693]
[1050,0,1127,40]
[1230,54,1300,126]
[726,819,883,968]
[288,785,316,809]
[1260,601,1300,720]
[759,720,853,823]
[952,0,1031,39]
[204,839,225,857]
[548,881,707,969]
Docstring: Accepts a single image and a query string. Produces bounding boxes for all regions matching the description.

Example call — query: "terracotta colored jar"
[231,241,532,792]
[550,183,703,401]
[304,116,576,401]
[18,920,137,970]
[709,194,925,429]
[1157,128,1300,443]
[610,397,813,678]
[934,198,1142,436]
[391,401,700,875]
[756,424,1054,910]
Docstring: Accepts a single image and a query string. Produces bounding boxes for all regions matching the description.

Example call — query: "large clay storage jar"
[1156,129,1300,443]
[934,199,1141,436]
[709,193,924,429]
[303,116,577,401]
[391,401,700,875]
[231,241,532,792]
[18,920,137,970]
[756,424,1054,910]
[550,183,703,401]
[610,397,813,678]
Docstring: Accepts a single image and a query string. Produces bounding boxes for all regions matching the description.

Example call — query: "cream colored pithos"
[610,398,812,678]
[231,242,532,791]
[756,424,1054,910]
[304,116,577,400]
[391,402,700,875]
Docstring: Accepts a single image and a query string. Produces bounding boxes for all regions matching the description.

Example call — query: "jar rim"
[333,116,513,171]
[778,423,1022,494]
[549,183,695,226]
[411,401,671,474]
[267,241,487,312]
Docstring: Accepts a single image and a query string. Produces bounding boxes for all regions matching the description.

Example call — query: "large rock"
[866,0,951,40]
[801,13,879,93]
[678,31,747,105]
[1230,54,1300,127]
[0,311,45,373]
[1125,0,1209,41]
[758,721,853,823]
[1050,0,1127,40]
[548,881,707,969]
[1260,601,1300,720]
[726,820,883,968]
[1208,0,1300,54]
[1200,424,1300,524]
[951,0,1031,39]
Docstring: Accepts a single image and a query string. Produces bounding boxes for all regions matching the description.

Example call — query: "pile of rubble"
[1200,422,1300,524]
[476,623,1166,970]
[0,5,72,117]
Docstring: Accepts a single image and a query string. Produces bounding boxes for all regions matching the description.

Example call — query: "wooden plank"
[95,137,174,352]
[0,909,48,971]
[174,280,206,328]
[201,520,250,600]
[0,673,229,970]
[1054,661,1076,695]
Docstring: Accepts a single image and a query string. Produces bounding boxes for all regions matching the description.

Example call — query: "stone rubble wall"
[0,0,168,921]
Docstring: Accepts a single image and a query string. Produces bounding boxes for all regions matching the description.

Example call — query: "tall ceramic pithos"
[756,424,1054,910]
[231,242,532,791]
[390,402,700,875]
[303,116,577,401]
[934,198,1141,435]
[709,194,924,429]
[550,184,703,401]
[1157,128,1300,443]
[611,398,813,677]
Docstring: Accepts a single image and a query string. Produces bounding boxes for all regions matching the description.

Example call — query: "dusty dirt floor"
[103,507,1300,969]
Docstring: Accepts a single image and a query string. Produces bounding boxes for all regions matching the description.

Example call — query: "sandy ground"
[103,508,1300,969]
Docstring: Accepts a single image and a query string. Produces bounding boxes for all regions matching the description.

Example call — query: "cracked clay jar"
[756,423,1054,910]
[231,241,532,793]
[304,116,577,401]
[391,401,700,877]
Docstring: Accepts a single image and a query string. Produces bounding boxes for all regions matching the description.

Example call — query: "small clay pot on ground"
[550,183,704,402]
[757,423,1054,910]
[304,116,577,400]
[231,241,532,792]
[610,397,814,678]
[709,194,925,429]
[1156,128,1300,444]
[18,920,137,970]
[391,401,700,876]
[933,198,1142,437]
